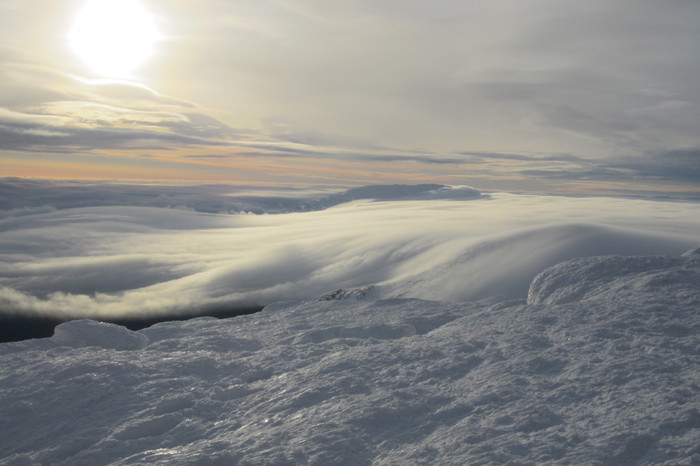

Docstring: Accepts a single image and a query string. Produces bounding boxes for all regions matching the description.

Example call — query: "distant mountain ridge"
[0,178,482,215]
[296,184,483,211]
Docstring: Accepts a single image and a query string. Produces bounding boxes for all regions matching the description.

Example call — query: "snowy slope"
[1,248,698,465]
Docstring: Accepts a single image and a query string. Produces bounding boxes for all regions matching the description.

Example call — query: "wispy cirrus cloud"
[0,60,242,154]
[518,149,700,186]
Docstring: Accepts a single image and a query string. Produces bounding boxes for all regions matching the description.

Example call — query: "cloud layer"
[1,186,698,319]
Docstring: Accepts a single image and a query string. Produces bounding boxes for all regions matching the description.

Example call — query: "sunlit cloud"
[0,61,241,155]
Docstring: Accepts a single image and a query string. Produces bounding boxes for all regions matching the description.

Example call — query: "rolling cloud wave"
[1,188,698,320]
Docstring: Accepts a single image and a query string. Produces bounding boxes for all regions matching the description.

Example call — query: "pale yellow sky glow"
[0,0,698,195]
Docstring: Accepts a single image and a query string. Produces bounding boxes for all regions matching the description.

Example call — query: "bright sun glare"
[69,0,159,78]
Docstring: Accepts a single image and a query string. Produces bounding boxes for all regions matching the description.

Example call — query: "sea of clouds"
[1,179,698,324]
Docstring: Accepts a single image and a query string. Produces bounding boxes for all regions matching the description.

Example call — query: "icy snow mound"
[529,245,700,306]
[52,319,149,350]
[1,250,699,465]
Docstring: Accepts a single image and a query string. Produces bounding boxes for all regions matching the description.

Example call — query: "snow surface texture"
[1,249,699,464]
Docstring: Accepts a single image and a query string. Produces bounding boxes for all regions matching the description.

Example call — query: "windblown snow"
[1,247,699,464]
[1,185,699,464]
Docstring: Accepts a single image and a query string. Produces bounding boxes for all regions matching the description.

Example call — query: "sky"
[1,0,700,195]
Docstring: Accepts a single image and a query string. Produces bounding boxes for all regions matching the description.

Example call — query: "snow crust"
[1,248,699,465]
[528,252,700,307]
[51,320,150,350]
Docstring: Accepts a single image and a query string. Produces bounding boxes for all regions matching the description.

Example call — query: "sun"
[69,0,159,78]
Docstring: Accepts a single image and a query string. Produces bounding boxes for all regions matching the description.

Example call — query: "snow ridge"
[528,250,700,306]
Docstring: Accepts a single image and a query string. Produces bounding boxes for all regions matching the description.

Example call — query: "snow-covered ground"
[1,247,698,464]
[1,186,699,464]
